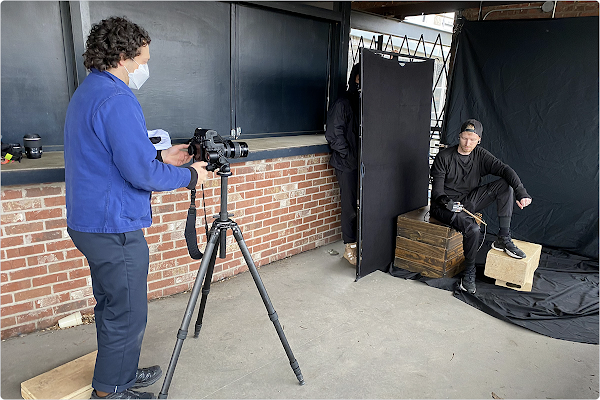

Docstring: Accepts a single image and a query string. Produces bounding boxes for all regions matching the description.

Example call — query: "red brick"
[44,196,66,207]
[1,212,25,224]
[1,322,36,339]
[265,170,282,180]
[66,248,84,259]
[25,208,63,221]
[4,222,44,235]
[1,293,13,305]
[53,278,88,294]
[158,242,174,252]
[48,259,84,273]
[28,230,63,243]
[148,277,175,292]
[45,219,67,230]
[16,308,54,324]
[54,299,88,314]
[1,257,27,271]
[32,272,69,287]
[9,265,48,281]
[146,224,168,235]
[152,204,175,214]
[46,239,75,251]
[1,189,23,200]
[14,286,51,302]
[68,268,90,279]
[162,248,189,260]
[290,175,306,183]
[25,186,62,197]
[161,192,189,203]
[161,211,188,223]
[1,236,24,248]
[2,198,42,212]
[274,177,290,186]
[162,283,192,297]
[1,301,34,316]
[1,316,17,329]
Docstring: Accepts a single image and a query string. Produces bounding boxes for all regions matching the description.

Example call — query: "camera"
[188,128,248,172]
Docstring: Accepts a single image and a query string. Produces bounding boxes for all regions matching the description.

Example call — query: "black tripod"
[158,164,305,398]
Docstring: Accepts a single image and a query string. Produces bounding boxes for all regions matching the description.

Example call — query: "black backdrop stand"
[158,166,305,398]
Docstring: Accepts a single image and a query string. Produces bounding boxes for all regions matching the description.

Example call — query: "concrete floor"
[2,240,598,399]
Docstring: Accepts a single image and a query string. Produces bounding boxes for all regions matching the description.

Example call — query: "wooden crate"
[484,239,542,292]
[394,206,465,278]
[21,351,96,399]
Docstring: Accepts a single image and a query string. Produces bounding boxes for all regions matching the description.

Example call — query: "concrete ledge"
[1,135,330,187]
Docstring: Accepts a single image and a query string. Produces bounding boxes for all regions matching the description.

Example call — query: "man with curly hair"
[64,16,208,399]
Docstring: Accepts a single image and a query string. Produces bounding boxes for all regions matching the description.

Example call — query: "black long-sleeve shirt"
[430,145,529,203]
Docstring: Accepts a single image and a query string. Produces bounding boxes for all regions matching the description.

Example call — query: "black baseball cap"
[460,119,483,137]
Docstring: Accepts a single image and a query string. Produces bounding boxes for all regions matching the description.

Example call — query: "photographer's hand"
[161,144,193,166]
[191,161,209,186]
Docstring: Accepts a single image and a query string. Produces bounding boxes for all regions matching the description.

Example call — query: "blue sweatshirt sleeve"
[93,93,191,192]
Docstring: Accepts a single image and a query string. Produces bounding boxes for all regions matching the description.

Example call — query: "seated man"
[430,119,532,294]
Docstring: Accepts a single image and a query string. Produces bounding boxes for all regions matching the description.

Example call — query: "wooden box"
[484,239,542,292]
[394,206,465,278]
[21,351,96,399]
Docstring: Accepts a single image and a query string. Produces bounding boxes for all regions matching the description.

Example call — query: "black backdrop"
[357,49,433,279]
[443,17,599,259]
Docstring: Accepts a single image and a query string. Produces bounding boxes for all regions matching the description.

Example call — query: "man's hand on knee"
[516,197,532,209]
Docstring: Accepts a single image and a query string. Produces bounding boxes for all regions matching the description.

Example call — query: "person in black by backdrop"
[325,63,361,266]
[430,119,533,294]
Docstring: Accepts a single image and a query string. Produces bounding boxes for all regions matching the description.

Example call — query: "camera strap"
[184,189,204,260]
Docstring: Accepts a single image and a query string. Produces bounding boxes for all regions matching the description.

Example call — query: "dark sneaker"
[90,389,155,399]
[492,235,526,259]
[459,277,476,294]
[131,366,162,388]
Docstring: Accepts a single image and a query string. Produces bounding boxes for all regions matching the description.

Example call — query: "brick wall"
[461,1,598,21]
[0,153,341,340]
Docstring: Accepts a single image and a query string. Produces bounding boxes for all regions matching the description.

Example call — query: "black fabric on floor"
[389,240,599,344]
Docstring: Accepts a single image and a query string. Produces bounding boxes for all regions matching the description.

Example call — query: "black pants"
[430,179,514,261]
[335,168,358,243]
[67,228,149,393]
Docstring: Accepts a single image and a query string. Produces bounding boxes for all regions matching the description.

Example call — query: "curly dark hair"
[83,16,151,71]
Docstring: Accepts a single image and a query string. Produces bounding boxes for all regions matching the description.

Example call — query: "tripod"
[158,164,305,398]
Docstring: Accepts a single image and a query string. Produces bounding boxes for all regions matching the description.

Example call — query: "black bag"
[1,142,23,162]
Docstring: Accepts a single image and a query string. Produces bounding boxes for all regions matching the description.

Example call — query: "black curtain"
[358,49,433,279]
[443,17,599,259]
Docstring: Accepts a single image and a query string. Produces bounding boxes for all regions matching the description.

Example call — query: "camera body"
[188,128,248,172]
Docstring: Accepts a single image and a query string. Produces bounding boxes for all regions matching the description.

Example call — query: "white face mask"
[124,59,149,90]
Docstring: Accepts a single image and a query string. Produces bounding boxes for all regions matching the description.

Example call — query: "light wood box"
[21,351,96,399]
[484,239,542,292]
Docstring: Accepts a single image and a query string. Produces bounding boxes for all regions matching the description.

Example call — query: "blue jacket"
[64,69,191,233]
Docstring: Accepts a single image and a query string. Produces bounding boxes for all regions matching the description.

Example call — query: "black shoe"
[491,235,526,259]
[131,366,162,388]
[459,277,476,294]
[90,389,155,399]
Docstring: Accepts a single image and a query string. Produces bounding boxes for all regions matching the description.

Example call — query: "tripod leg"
[193,240,219,338]
[158,224,221,399]
[230,224,305,386]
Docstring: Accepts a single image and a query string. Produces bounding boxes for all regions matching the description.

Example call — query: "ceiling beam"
[351,1,532,19]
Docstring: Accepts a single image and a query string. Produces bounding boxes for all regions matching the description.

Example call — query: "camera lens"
[223,141,249,159]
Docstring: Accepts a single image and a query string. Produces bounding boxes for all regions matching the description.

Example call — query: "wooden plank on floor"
[21,350,96,400]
